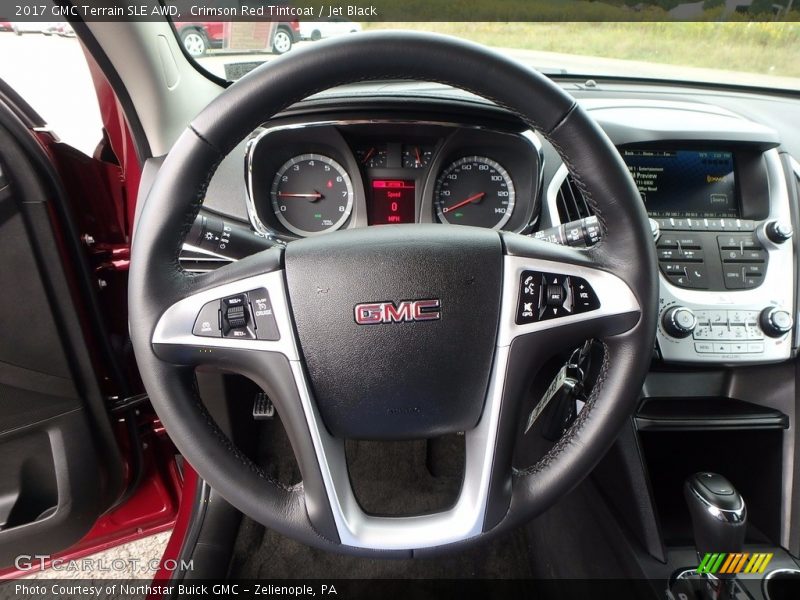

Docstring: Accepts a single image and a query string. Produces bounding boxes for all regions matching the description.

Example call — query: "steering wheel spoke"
[152,267,299,367]
[499,241,642,352]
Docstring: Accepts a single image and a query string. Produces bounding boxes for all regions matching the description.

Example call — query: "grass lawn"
[362,22,800,80]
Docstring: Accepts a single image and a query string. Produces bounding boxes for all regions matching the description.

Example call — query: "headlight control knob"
[662,306,697,338]
[760,307,793,338]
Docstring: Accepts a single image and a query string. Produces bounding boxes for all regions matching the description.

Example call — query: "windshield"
[178,20,800,91]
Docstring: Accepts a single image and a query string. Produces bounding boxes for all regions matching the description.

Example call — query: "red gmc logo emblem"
[354,299,441,325]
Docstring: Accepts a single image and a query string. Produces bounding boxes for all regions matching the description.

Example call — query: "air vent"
[179,245,234,274]
[557,173,594,223]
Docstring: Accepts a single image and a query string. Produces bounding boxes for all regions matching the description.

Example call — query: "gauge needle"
[414,146,422,167]
[277,192,323,201]
[361,147,375,165]
[443,192,485,214]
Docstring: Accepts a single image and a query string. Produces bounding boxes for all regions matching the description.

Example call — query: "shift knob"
[684,472,747,557]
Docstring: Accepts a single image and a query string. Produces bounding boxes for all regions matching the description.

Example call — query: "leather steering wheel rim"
[129,31,658,557]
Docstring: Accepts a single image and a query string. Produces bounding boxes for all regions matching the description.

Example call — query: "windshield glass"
[179,20,800,91]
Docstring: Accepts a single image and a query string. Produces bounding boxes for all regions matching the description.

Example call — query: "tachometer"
[434,156,515,229]
[271,154,354,236]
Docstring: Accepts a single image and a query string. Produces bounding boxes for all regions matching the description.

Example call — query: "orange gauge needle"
[278,192,323,200]
[361,147,376,164]
[414,146,422,167]
[443,192,485,214]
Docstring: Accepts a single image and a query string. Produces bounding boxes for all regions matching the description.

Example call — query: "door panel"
[0,99,124,567]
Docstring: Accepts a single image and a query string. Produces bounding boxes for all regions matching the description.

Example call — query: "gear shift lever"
[671,474,748,600]
[684,472,747,557]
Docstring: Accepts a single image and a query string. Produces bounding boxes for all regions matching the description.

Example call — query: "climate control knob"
[662,306,697,338]
[760,307,793,338]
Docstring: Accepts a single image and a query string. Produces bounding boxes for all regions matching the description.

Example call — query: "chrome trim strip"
[688,484,746,524]
[545,163,570,227]
[289,344,510,550]
[763,568,800,599]
[181,243,235,262]
[790,156,800,179]
[245,119,544,239]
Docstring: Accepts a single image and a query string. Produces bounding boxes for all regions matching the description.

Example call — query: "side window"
[0,24,103,155]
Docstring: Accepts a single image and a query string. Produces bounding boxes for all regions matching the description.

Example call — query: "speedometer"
[271,154,354,236]
[434,156,515,229]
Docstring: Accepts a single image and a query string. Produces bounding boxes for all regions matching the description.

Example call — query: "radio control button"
[742,263,765,277]
[742,275,762,289]
[730,342,747,354]
[694,342,714,353]
[661,262,686,274]
[747,343,765,353]
[721,249,745,262]
[684,265,708,288]
[723,266,745,289]
[668,273,690,287]
[742,249,767,262]
[516,270,599,325]
[714,343,732,353]
[678,248,704,261]
[670,218,688,229]
[657,236,679,249]
[676,236,702,248]
[739,220,755,231]
[658,248,679,261]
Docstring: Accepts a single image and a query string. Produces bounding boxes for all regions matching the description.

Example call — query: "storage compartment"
[640,428,783,547]
[0,431,58,530]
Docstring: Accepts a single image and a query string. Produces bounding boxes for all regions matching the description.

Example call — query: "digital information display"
[622,149,738,218]
[368,180,415,225]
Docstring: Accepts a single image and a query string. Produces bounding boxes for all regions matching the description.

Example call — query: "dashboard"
[244,121,542,240]
[183,84,800,368]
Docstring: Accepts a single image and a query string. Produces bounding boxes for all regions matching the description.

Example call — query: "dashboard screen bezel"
[617,141,770,222]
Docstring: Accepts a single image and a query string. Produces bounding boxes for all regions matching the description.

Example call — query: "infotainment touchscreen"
[621,149,738,218]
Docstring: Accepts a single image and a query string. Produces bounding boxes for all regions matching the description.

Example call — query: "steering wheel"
[129,32,657,556]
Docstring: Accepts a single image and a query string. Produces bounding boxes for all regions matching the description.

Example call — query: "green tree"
[750,0,778,15]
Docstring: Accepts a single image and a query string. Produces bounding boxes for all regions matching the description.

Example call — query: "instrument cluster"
[245,120,543,239]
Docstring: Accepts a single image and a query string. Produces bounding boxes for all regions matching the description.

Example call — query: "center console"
[540,98,800,598]
[628,146,796,364]
[547,100,797,366]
